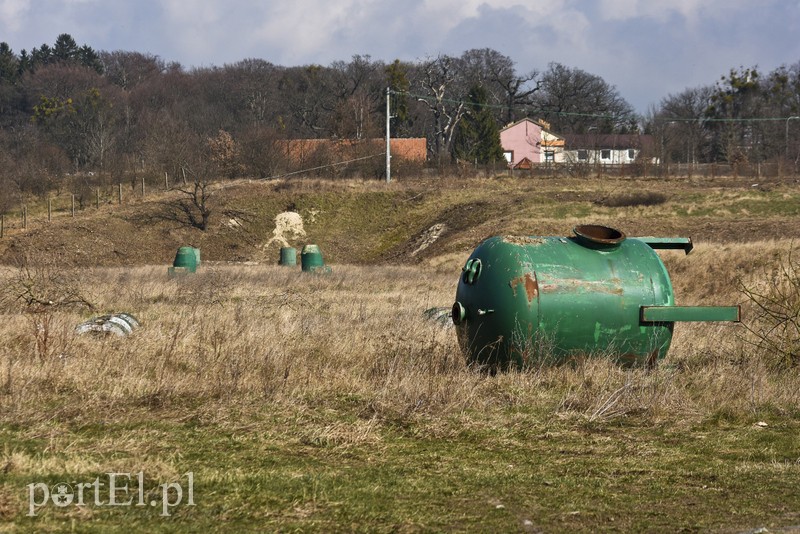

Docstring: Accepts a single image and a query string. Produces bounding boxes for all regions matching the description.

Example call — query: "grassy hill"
[2,173,799,269]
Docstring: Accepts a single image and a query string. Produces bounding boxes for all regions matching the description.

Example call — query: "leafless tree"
[460,48,540,125]
[100,50,167,90]
[239,125,286,178]
[173,175,213,230]
[652,86,714,166]
[534,62,636,134]
[414,54,468,165]
[328,55,385,139]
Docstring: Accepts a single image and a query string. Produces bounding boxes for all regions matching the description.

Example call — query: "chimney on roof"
[539,119,551,130]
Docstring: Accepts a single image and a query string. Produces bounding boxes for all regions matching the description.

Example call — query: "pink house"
[499,118,564,167]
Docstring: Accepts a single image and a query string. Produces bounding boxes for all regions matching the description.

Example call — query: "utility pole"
[385,87,391,183]
[786,116,799,160]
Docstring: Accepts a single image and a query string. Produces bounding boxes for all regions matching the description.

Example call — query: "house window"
[577,150,588,161]
[628,149,636,160]
[544,150,555,162]
[601,149,611,160]
[503,151,513,164]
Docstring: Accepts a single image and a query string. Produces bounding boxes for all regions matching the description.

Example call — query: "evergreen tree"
[18,36,102,74]
[0,42,18,83]
[31,44,53,68]
[705,67,765,162]
[453,85,504,163]
[53,33,79,61]
[17,49,30,75]
[385,59,409,136]
[79,45,104,74]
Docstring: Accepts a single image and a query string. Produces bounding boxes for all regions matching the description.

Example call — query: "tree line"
[648,65,800,167]
[1,33,799,212]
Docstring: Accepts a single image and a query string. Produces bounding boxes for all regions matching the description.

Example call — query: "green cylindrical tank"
[280,246,297,266]
[173,246,198,273]
[301,244,325,272]
[453,225,739,369]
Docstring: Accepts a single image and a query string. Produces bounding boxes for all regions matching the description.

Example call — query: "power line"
[394,90,630,121]
[391,89,800,123]
[261,153,384,181]
[655,116,794,123]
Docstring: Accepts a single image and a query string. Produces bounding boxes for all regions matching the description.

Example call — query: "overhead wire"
[262,153,384,181]
[390,89,800,123]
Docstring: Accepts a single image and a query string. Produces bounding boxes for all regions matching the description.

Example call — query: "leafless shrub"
[739,246,800,369]
[0,254,94,362]
[0,254,95,314]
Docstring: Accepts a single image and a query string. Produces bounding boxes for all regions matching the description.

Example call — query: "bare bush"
[740,247,800,369]
[0,254,94,363]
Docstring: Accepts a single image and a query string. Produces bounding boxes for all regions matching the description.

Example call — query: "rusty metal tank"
[452,225,739,369]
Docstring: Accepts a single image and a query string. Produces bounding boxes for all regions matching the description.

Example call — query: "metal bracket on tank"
[635,237,694,255]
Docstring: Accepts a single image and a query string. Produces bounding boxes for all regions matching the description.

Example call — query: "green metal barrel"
[280,246,297,266]
[172,246,198,273]
[452,225,739,369]
[301,244,325,272]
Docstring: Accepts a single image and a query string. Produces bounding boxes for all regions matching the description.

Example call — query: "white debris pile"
[264,211,307,248]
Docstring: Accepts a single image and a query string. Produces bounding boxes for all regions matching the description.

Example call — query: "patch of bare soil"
[381,200,495,263]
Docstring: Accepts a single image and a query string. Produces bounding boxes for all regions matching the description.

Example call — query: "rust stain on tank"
[539,279,624,295]
[510,272,538,303]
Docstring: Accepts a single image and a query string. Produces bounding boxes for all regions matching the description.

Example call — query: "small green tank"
[280,246,297,266]
[169,246,199,275]
[452,225,739,369]
[301,244,327,272]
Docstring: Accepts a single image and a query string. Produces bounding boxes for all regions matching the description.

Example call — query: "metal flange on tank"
[452,225,740,370]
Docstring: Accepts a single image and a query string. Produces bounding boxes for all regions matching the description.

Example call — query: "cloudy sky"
[2,0,799,113]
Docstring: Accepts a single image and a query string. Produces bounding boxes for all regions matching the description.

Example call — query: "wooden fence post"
[48,198,52,222]
[141,175,145,197]
[118,183,122,204]
[1,214,4,238]
[96,189,100,209]
[165,171,169,190]
[22,205,27,229]
[71,194,75,217]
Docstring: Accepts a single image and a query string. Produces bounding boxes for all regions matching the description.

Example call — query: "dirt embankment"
[1,175,799,267]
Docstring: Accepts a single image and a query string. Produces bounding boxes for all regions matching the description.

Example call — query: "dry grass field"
[1,174,799,532]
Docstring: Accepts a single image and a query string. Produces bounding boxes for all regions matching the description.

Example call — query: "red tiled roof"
[282,138,426,162]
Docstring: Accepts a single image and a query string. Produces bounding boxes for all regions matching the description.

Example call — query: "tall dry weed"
[1,242,798,436]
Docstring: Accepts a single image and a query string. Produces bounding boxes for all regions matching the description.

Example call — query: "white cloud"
[0,0,797,113]
[596,0,753,22]
[0,0,30,33]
